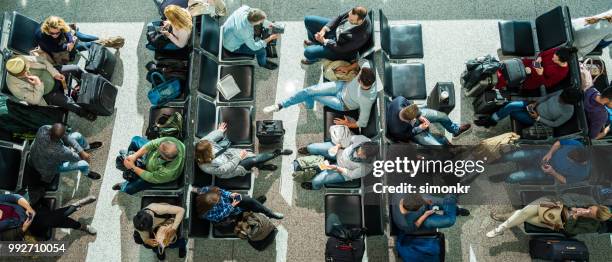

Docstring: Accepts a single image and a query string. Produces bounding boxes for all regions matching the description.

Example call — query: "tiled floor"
[0,0,611,261]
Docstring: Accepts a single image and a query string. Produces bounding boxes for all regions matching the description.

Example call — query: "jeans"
[494,101,535,126]
[231,44,268,66]
[421,195,458,230]
[74,31,99,51]
[57,132,90,175]
[145,21,181,51]
[325,213,343,234]
[303,16,355,62]
[497,149,551,183]
[236,196,276,217]
[280,81,345,111]
[119,136,153,195]
[311,170,346,190]
[412,132,450,146]
[239,152,278,170]
[306,142,337,160]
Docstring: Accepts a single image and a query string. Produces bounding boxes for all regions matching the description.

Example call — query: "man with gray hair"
[113,136,185,194]
[222,5,279,70]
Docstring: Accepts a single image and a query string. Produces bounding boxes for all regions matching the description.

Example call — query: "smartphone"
[431,206,444,215]
[533,61,542,68]
[234,194,242,202]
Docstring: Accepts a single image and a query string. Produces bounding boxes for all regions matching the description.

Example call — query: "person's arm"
[414,210,435,229]
[202,130,225,143]
[542,140,562,161]
[201,155,242,177]
[544,166,567,184]
[594,125,610,140]
[242,29,267,51]
[62,32,75,51]
[147,203,185,230]
[7,76,45,105]
[164,28,190,48]
[325,11,347,32]
[0,194,25,204]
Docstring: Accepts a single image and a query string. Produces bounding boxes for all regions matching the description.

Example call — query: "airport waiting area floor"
[0,0,611,261]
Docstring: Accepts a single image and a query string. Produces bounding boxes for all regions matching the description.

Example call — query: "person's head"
[348,6,367,25]
[582,205,612,221]
[355,141,379,162]
[133,209,154,231]
[164,5,193,30]
[195,187,221,217]
[5,56,27,77]
[49,123,66,141]
[567,148,589,164]
[247,8,267,25]
[599,87,612,105]
[552,46,575,65]
[158,141,179,161]
[358,67,375,90]
[194,140,214,165]
[400,194,427,213]
[41,16,70,39]
[559,88,581,104]
[399,104,420,122]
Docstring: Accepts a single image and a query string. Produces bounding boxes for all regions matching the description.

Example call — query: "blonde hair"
[164,5,192,31]
[595,205,611,221]
[41,16,71,35]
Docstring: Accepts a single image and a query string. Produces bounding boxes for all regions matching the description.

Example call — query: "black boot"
[474,117,497,128]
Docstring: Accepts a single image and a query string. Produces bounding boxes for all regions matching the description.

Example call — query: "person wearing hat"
[385,96,471,145]
[5,55,96,121]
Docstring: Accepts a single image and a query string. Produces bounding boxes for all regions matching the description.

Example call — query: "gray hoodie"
[340,60,377,128]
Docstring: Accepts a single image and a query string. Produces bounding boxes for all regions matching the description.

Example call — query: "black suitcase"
[77,73,118,116]
[464,73,497,97]
[472,89,508,115]
[256,120,285,144]
[248,228,278,251]
[85,42,117,80]
[529,237,589,261]
[325,236,365,262]
[427,82,455,114]
[501,58,527,88]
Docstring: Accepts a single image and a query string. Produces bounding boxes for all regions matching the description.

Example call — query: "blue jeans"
[306,142,337,160]
[145,21,181,51]
[311,170,346,190]
[74,31,99,51]
[303,16,354,62]
[412,132,450,146]
[280,81,345,110]
[494,101,535,126]
[57,132,90,175]
[119,136,153,195]
[231,44,268,66]
[421,195,458,230]
[411,108,460,146]
[497,149,552,183]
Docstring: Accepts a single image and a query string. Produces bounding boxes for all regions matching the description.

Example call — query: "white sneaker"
[486,228,503,238]
[263,104,280,114]
[83,225,97,235]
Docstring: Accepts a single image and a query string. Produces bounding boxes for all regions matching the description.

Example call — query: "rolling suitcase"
[85,42,117,80]
[501,58,527,88]
[529,237,589,261]
[465,74,497,97]
[472,89,508,115]
[77,73,118,116]
[427,82,455,114]
[256,120,285,144]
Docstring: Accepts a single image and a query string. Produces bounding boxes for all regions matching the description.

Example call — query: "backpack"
[292,155,325,182]
[146,112,184,140]
[234,212,276,242]
[325,226,366,262]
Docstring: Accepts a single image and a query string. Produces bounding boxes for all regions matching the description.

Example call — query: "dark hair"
[359,67,376,87]
[559,88,581,104]
[359,142,379,162]
[195,186,221,218]
[601,87,612,100]
[568,148,589,163]
[49,123,65,141]
[554,46,576,63]
[401,194,427,211]
[133,210,153,232]
[351,6,367,20]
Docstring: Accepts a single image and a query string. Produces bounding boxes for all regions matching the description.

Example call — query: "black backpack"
[325,227,366,262]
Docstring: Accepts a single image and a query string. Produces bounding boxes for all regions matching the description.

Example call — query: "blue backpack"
[147,72,182,106]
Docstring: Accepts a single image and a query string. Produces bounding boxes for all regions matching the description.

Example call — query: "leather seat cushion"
[325,194,362,236]
[0,146,21,191]
[389,24,423,59]
[386,63,427,99]
[221,47,255,61]
[217,106,253,145]
[198,54,219,98]
[9,12,39,55]
[498,20,535,56]
[215,172,251,190]
[189,192,210,237]
[218,65,254,102]
[536,6,569,51]
[195,96,216,138]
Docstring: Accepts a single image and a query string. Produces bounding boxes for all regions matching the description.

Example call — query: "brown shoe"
[303,40,314,46]
[453,124,472,137]
[297,147,309,155]
[490,211,512,222]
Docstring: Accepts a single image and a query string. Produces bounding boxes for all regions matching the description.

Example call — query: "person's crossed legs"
[264,81,344,113]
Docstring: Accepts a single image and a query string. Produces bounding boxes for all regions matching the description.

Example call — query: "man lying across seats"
[584,86,612,139]
[264,59,376,130]
[487,139,590,184]
[112,136,185,194]
[5,56,97,121]
[301,6,371,65]
[386,96,471,145]
[223,6,279,70]
[30,123,103,183]
[474,88,580,128]
[298,134,379,190]
[392,193,469,234]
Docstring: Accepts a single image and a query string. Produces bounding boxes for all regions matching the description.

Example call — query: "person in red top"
[496,46,574,91]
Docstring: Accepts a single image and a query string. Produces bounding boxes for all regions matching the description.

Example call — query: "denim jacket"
[0,194,27,232]
[222,5,266,52]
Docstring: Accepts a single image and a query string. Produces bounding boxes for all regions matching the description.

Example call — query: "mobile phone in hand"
[533,61,542,68]
[234,194,242,202]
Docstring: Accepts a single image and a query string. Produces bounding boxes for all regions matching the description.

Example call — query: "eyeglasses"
[48,30,61,36]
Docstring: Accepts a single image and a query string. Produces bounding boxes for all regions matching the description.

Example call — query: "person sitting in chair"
[112,136,185,194]
[5,56,97,121]
[34,16,101,65]
[301,6,372,65]
[146,5,192,51]
[386,96,471,145]
[474,88,580,128]
[133,202,186,260]
[392,193,469,234]
[194,186,283,223]
[584,86,612,139]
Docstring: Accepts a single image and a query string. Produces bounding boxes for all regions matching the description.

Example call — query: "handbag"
[579,60,594,90]
[147,72,182,106]
[538,201,564,231]
[154,219,177,255]
[581,58,605,90]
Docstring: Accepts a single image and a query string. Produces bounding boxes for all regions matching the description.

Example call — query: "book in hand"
[217,74,241,100]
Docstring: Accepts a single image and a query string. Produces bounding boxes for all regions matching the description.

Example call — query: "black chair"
[519,190,556,205]
[154,48,191,61]
[215,172,252,190]
[31,197,57,241]
[586,45,603,57]
[324,194,363,236]
[363,193,384,236]
[357,10,376,60]
[192,161,213,188]
[189,192,210,237]
[379,10,423,59]
[523,222,566,236]
[217,106,254,146]
[147,105,188,140]
[7,11,39,55]
[0,143,21,191]
[323,101,380,142]
[325,178,361,189]
[199,15,255,64]
[552,108,583,138]
[198,55,255,102]
[498,20,535,56]
[383,55,427,99]
[23,154,60,192]
[195,96,216,138]
[140,194,184,236]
